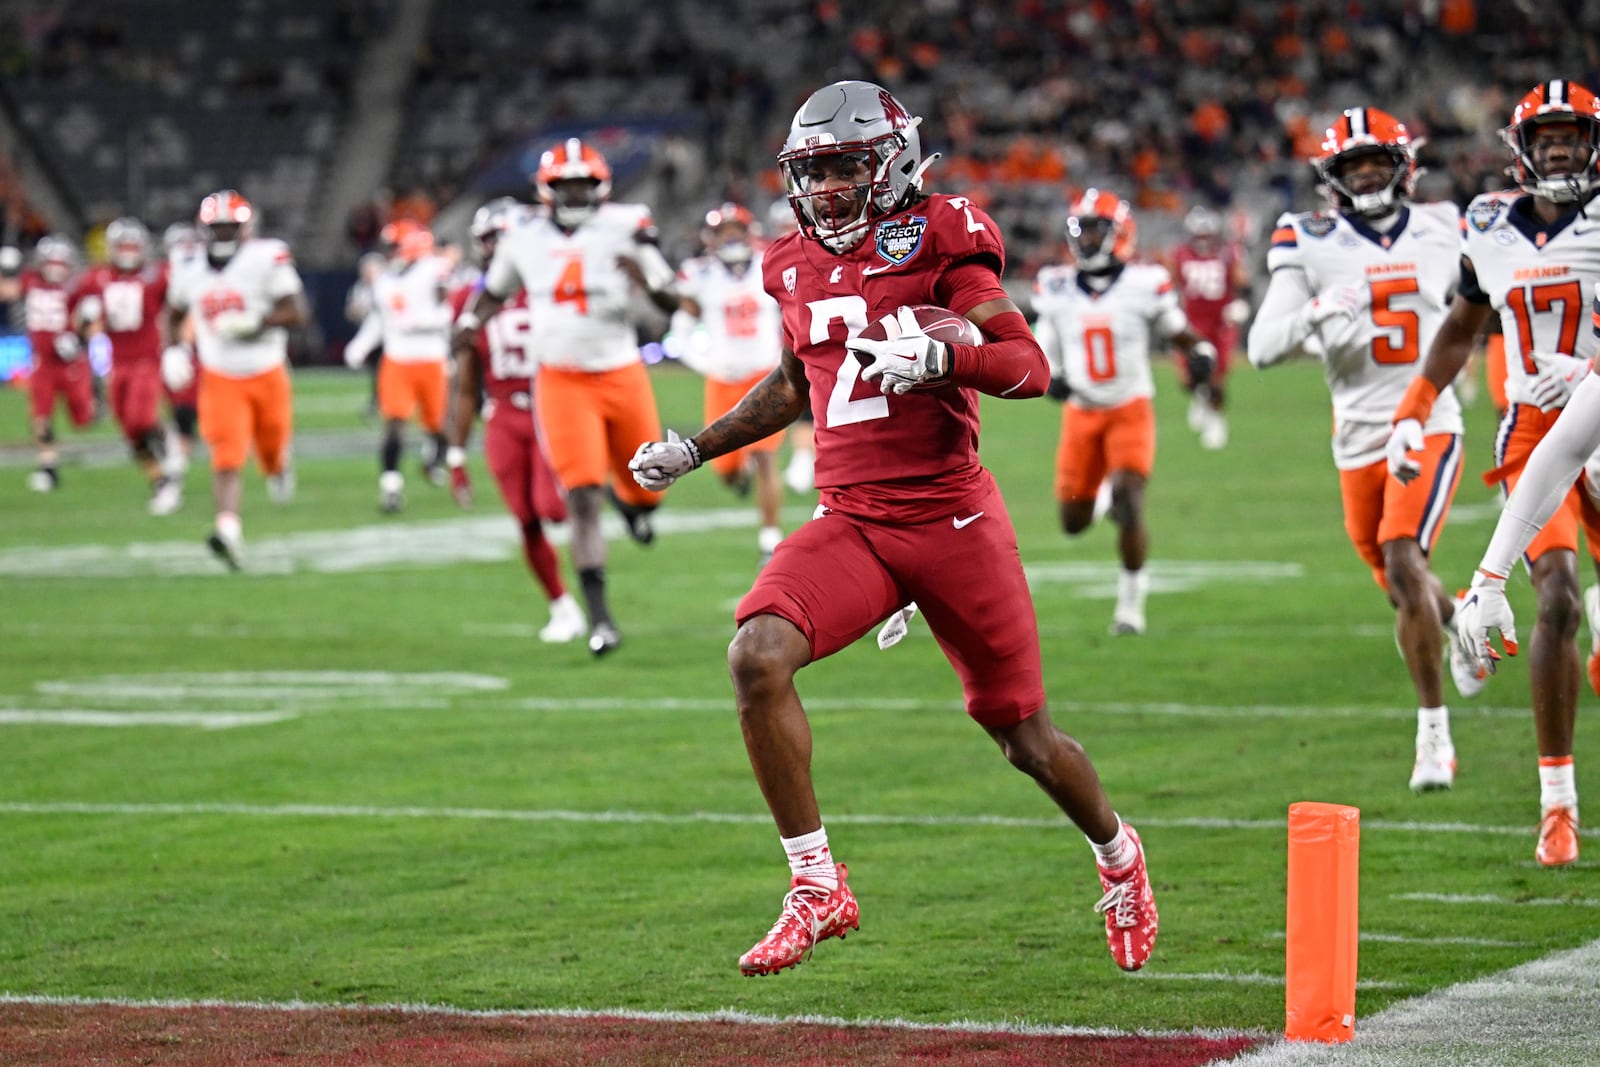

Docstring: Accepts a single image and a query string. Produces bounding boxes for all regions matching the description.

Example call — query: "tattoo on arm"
[691,350,806,460]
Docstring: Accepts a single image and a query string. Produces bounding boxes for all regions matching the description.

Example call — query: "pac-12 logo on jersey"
[874,216,927,266]
[1468,200,1506,232]
[782,266,796,295]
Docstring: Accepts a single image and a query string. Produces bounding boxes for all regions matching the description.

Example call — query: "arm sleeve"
[630,241,677,293]
[1479,373,1600,576]
[945,308,1049,398]
[1246,265,1319,368]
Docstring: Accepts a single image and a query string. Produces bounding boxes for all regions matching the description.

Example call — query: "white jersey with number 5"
[1265,202,1463,468]
[674,252,781,382]
[1459,191,1600,407]
[483,202,663,373]
[1030,262,1184,408]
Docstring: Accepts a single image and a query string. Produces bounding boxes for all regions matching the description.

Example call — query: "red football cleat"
[739,863,860,976]
[1095,825,1159,971]
[1537,806,1580,868]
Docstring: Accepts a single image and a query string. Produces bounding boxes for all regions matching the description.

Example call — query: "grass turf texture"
[0,360,1593,1049]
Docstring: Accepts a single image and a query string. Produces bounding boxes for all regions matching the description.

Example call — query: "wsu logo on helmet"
[879,90,912,129]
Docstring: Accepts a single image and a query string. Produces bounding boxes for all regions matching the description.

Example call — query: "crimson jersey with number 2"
[761,194,1005,518]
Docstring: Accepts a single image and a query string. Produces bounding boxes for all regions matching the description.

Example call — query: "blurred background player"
[1249,105,1481,794]
[445,196,586,643]
[1169,204,1250,450]
[165,189,308,569]
[343,218,454,512]
[344,249,387,421]
[456,138,677,656]
[74,216,183,515]
[0,234,92,491]
[1399,80,1600,867]
[669,202,785,564]
[1033,189,1217,636]
[159,222,204,488]
[766,197,815,494]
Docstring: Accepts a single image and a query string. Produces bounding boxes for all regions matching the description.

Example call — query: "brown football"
[852,305,982,388]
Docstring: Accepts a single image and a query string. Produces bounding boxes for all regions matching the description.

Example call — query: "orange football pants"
[1054,396,1155,502]
[1338,433,1461,591]
[378,358,447,432]
[705,372,783,478]
[197,364,292,474]
[535,360,664,507]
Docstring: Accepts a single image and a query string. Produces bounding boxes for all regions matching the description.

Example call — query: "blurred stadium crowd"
[0,0,1595,362]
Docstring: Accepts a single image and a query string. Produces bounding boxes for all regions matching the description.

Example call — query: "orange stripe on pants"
[535,361,664,507]
[1337,433,1462,591]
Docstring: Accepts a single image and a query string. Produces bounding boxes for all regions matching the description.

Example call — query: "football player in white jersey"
[344,218,454,512]
[454,138,676,655]
[1249,106,1481,794]
[1423,80,1600,868]
[164,190,308,569]
[1032,189,1216,636]
[669,202,786,563]
[159,221,205,483]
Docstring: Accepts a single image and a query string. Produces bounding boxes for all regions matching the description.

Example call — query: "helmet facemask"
[1507,116,1600,203]
[1316,144,1412,219]
[542,178,605,229]
[1066,216,1118,274]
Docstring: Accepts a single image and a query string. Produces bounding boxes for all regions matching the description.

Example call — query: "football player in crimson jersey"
[1396,80,1600,867]
[75,217,185,515]
[630,80,1157,977]
[445,197,586,644]
[1250,106,1482,796]
[0,234,94,491]
[1169,204,1250,449]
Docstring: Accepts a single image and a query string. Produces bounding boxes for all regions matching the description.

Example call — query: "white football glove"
[629,429,702,491]
[876,602,919,651]
[1452,569,1519,676]
[1222,298,1251,326]
[161,344,195,390]
[1301,284,1366,329]
[53,332,81,360]
[212,309,263,341]
[844,307,951,395]
[1526,351,1590,411]
[1385,418,1426,483]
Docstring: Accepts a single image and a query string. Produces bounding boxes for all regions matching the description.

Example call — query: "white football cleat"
[1186,394,1207,434]
[26,469,57,493]
[539,594,587,644]
[1108,607,1146,636]
[206,526,243,571]
[1200,413,1229,451]
[1445,593,1487,699]
[148,479,183,516]
[1409,734,1456,792]
[378,470,405,514]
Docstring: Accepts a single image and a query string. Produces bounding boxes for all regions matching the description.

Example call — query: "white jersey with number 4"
[484,202,665,373]
[167,238,303,378]
[1265,202,1463,469]
[1030,262,1185,409]
[674,252,781,382]
[1460,191,1600,408]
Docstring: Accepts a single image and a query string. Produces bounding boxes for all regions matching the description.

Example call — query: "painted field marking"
[0,710,296,729]
[1024,559,1305,598]
[0,993,1266,1041]
[0,801,1585,842]
[1394,892,1600,908]
[1129,971,1409,990]
[1265,931,1532,948]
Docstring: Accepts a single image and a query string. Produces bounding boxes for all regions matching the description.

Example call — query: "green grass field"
[0,359,1593,1038]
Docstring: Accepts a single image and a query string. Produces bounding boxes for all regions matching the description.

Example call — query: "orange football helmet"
[1065,189,1136,273]
[1312,107,1417,218]
[196,189,255,261]
[1502,80,1600,203]
[534,138,612,228]
[380,218,436,263]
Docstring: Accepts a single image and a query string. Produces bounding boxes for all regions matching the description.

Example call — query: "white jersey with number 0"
[1031,262,1185,408]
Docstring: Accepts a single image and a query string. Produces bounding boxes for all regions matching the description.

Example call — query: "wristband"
[455,311,481,333]
[1393,376,1439,425]
[445,446,466,469]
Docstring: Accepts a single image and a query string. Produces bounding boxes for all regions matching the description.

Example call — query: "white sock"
[758,526,783,554]
[782,827,837,888]
[1540,757,1578,816]
[1118,569,1148,615]
[1417,706,1451,745]
[215,511,241,541]
[379,470,404,494]
[1089,815,1138,871]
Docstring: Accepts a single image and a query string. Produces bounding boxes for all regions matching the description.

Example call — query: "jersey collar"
[1344,206,1409,250]
[1076,263,1125,296]
[1505,192,1593,248]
